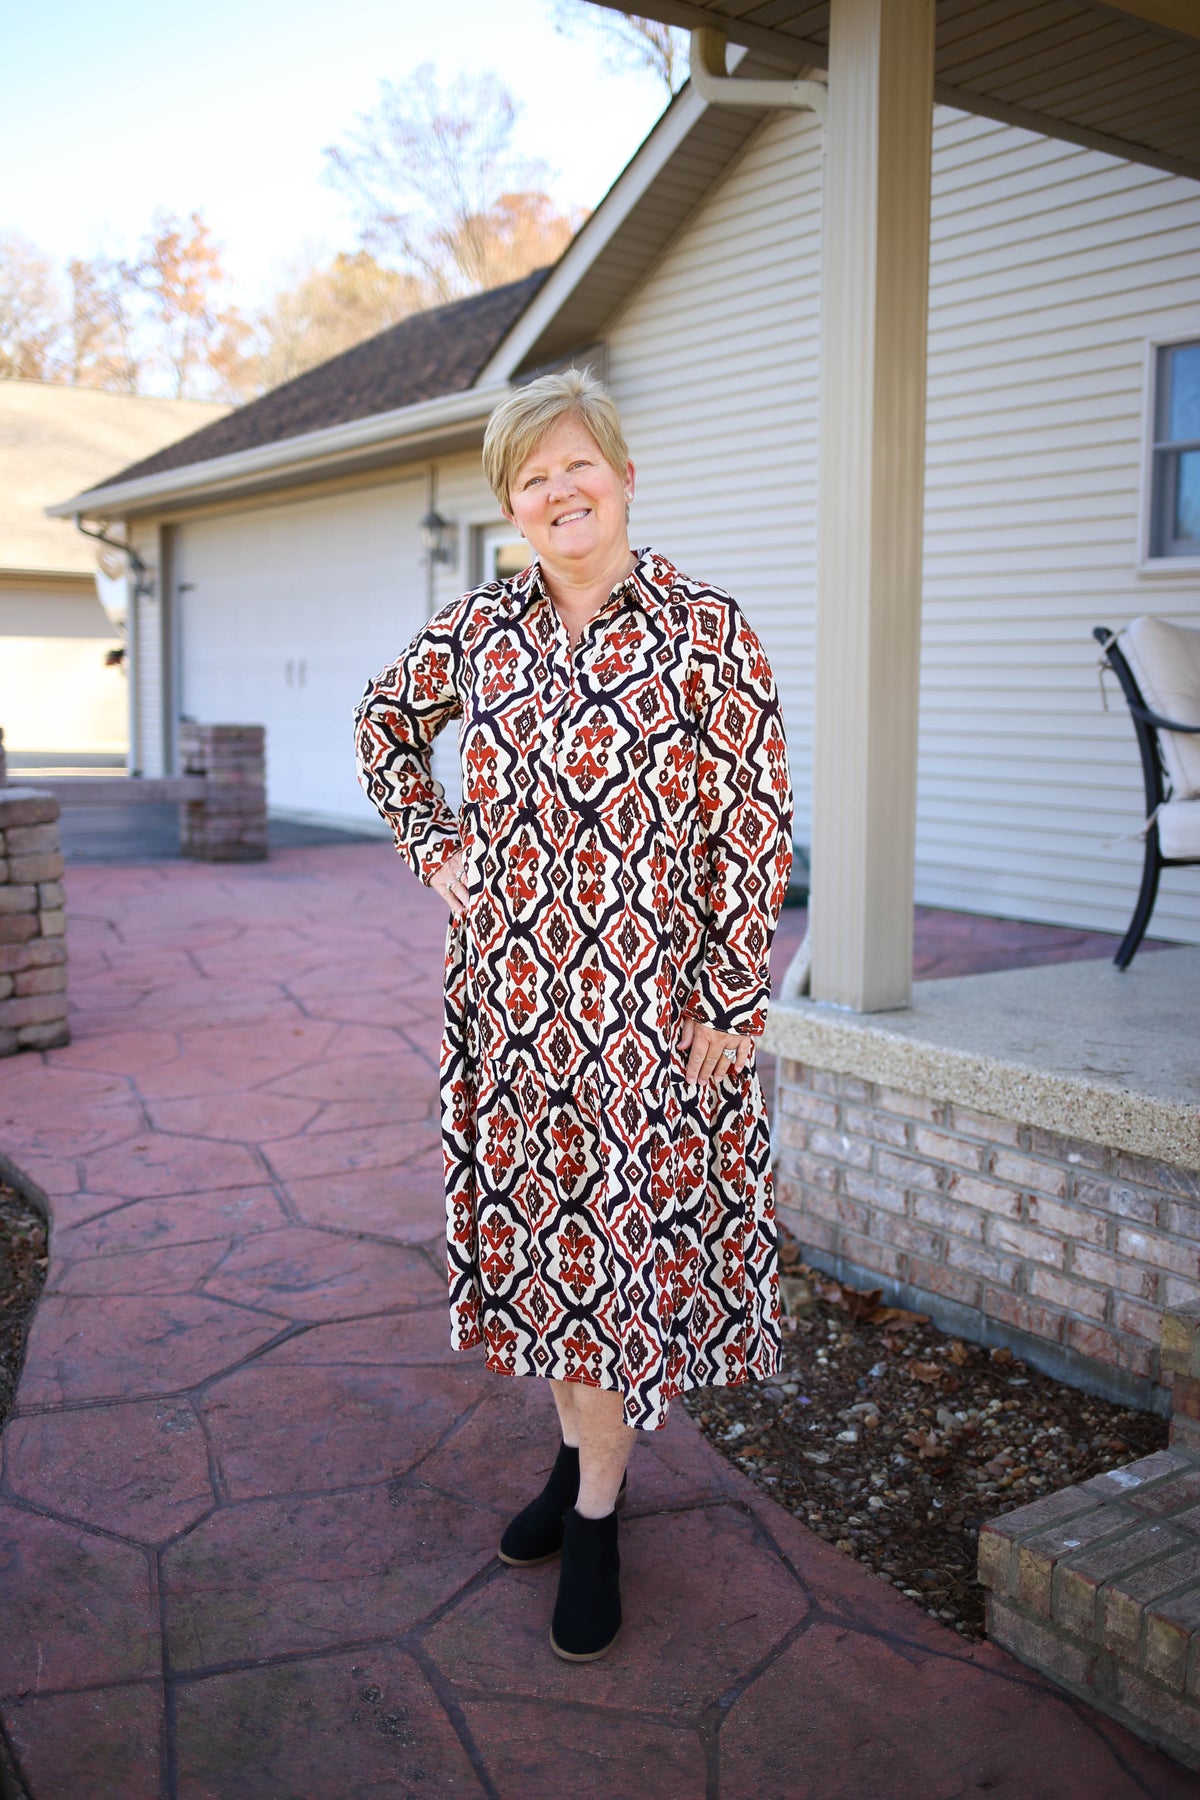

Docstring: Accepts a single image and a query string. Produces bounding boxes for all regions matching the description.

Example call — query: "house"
[51,60,1200,947]
[0,380,227,770]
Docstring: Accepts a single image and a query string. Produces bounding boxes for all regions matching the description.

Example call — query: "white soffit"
[583,0,1200,184]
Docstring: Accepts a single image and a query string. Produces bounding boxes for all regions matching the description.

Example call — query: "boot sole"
[549,1623,622,1662]
[496,1487,627,1568]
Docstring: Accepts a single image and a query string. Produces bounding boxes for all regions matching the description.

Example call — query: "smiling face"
[504,414,635,579]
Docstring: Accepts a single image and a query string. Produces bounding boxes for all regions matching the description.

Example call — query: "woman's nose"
[546,471,577,502]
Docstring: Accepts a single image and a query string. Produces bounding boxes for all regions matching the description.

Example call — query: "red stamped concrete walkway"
[0,844,1189,1799]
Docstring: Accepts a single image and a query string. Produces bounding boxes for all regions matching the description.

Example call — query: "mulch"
[0,1183,47,1432]
[682,1238,1169,1638]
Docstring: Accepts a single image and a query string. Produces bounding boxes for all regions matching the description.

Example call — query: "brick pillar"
[178,724,267,862]
[1161,1299,1200,1454]
[0,788,68,1055]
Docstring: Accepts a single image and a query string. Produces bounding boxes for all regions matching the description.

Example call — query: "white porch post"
[810,0,934,1011]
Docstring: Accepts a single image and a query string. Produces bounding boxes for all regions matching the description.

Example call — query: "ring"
[721,1047,737,1059]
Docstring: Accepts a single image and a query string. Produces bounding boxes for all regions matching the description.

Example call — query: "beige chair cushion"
[1158,799,1200,862]
[1122,616,1200,801]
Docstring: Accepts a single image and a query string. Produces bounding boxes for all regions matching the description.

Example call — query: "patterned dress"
[354,547,793,1430]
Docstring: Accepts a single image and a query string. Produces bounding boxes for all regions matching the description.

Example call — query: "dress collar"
[501,546,678,619]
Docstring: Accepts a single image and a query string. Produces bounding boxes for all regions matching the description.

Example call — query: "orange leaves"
[910,1361,943,1385]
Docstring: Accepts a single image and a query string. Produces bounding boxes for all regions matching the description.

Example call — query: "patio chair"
[1093,616,1200,969]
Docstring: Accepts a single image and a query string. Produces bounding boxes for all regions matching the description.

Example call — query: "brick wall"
[179,724,267,862]
[775,1060,1200,1401]
[0,788,68,1055]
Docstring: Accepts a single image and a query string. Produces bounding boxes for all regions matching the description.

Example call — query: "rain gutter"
[45,382,511,521]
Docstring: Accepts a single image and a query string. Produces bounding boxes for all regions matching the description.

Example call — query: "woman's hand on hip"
[430,849,468,916]
[679,1016,755,1085]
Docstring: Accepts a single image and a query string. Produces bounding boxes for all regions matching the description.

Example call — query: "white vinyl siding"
[129,522,163,777]
[921,110,1200,942]
[602,104,1200,944]
[605,110,823,853]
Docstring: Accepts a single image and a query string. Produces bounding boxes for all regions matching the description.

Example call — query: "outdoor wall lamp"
[421,508,458,566]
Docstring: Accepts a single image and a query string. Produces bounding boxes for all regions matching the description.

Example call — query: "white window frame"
[1138,330,1200,577]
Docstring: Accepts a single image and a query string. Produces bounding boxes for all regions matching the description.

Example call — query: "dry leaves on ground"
[0,1183,47,1429]
[683,1241,1168,1638]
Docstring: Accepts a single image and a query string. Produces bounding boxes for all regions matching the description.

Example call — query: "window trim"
[1138,330,1200,577]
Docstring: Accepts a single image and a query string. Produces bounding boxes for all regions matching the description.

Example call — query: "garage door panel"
[179,482,427,823]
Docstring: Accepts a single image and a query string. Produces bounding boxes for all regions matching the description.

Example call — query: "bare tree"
[324,67,578,302]
[255,251,428,390]
[0,236,61,379]
[551,3,689,96]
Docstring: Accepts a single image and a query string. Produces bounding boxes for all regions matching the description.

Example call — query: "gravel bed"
[0,1183,47,1431]
[682,1240,1169,1638]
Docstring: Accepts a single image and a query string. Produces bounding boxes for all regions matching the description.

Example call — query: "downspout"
[688,29,827,120]
[688,29,824,1001]
[74,515,153,776]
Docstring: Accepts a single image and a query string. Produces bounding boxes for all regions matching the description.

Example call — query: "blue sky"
[3,0,671,306]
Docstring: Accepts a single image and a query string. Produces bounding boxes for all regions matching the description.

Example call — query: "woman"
[354,369,792,1662]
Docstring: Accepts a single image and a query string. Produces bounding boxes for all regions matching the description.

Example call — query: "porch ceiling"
[593,0,1200,182]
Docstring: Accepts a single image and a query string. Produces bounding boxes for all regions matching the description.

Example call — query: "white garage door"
[177,480,428,826]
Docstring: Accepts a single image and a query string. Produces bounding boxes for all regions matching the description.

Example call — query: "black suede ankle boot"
[498,1446,628,1567]
[549,1506,622,1661]
[498,1442,580,1566]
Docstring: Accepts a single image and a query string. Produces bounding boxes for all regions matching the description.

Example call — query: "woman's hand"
[429,849,468,917]
[679,1015,755,1085]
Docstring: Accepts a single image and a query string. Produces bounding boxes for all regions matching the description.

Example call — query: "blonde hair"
[482,367,630,514]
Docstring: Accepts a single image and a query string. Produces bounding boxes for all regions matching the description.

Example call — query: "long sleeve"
[353,598,467,886]
[683,593,794,1036]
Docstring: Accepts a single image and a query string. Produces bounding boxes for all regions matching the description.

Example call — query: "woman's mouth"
[553,508,590,526]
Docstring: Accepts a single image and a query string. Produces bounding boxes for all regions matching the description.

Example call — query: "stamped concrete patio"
[0,842,1191,1798]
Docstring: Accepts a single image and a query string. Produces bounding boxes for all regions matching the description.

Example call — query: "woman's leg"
[552,1381,635,1518]
[550,1379,581,1448]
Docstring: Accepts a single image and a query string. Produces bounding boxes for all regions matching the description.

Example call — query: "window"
[1150,340,1200,559]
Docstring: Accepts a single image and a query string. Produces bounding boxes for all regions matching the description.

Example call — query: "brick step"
[979,1299,1200,1771]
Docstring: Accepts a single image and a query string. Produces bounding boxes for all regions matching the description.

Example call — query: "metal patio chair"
[1094,617,1200,969]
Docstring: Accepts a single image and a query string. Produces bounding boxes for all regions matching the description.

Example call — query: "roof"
[586,0,1200,183]
[53,80,768,520]
[108,272,549,490]
[0,381,228,578]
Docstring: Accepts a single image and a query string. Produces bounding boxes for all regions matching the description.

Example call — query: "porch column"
[810,0,934,1010]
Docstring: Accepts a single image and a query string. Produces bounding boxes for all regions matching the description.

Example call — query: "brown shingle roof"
[109,271,548,487]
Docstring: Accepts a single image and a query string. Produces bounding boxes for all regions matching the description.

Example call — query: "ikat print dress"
[354,547,794,1429]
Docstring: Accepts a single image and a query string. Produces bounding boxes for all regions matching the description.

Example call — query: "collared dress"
[354,547,793,1430]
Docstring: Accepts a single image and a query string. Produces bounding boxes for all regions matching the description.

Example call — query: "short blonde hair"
[482,367,630,514]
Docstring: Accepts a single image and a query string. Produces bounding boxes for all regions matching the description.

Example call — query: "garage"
[177,478,428,827]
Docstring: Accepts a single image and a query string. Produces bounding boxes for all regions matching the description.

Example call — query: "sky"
[2,0,674,309]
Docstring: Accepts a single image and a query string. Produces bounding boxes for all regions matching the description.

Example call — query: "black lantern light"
[420,508,458,566]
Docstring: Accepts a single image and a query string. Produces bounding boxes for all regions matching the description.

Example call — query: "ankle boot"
[549,1506,622,1661]
[499,1443,580,1566]
[498,1446,627,1567]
